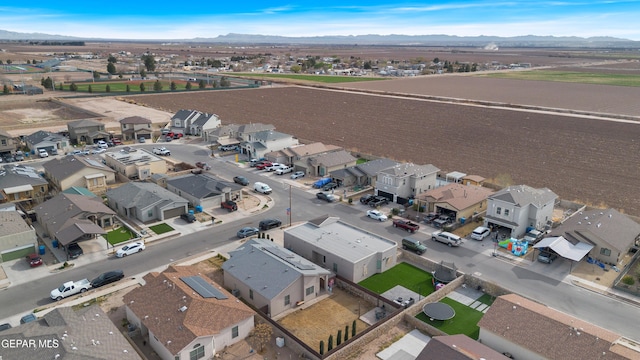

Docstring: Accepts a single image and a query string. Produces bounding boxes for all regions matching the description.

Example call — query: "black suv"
[259,218,282,230]
[360,194,375,204]
[369,196,390,207]
[66,242,84,259]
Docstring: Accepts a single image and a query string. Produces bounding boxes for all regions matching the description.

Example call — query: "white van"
[253,182,272,195]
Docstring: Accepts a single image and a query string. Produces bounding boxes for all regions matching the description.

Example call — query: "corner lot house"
[0,129,17,154]
[124,265,255,360]
[222,238,332,319]
[24,130,68,155]
[284,215,398,283]
[375,162,440,204]
[0,210,36,262]
[478,293,640,360]
[550,208,640,264]
[166,173,242,208]
[106,182,189,223]
[484,185,557,238]
[43,155,116,194]
[0,305,140,360]
[241,130,299,160]
[120,116,153,141]
[417,183,494,222]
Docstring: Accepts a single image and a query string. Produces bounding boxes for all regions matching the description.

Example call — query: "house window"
[306,286,314,296]
[122,124,127,129]
[147,210,153,217]
[496,207,502,215]
[323,255,326,264]
[504,209,510,216]
[249,289,253,300]
[284,295,290,306]
[189,344,205,360]
[40,186,45,193]
[600,248,611,256]
[333,263,338,272]
[175,356,180,360]
[1,139,6,146]
[232,326,239,338]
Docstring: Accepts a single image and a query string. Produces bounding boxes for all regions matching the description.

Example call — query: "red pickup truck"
[392,219,420,233]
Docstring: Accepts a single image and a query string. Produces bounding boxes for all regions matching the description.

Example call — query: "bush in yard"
[622,275,635,286]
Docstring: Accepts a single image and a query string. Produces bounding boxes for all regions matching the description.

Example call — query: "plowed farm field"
[129,86,640,216]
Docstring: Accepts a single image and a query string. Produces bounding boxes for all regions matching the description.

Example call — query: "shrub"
[391,208,399,216]
[622,275,635,286]
[348,198,353,204]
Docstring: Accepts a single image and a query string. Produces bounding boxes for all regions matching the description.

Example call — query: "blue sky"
[2,1,640,40]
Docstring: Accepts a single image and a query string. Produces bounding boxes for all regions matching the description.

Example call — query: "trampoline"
[422,302,455,321]
[433,261,458,283]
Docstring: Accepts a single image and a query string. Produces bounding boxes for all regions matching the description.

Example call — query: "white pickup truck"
[152,147,171,156]
[50,279,91,301]
[275,165,293,175]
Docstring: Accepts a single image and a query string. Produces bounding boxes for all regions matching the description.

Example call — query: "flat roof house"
[283,215,398,283]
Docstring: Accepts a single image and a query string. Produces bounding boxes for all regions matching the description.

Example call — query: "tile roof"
[478,294,634,360]
[489,185,557,208]
[309,150,357,168]
[0,305,140,360]
[551,208,640,253]
[417,334,509,360]
[43,155,114,181]
[166,173,240,199]
[106,182,187,210]
[419,183,494,211]
[124,265,254,356]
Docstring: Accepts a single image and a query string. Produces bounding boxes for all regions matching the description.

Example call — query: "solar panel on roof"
[85,159,104,167]
[180,276,227,299]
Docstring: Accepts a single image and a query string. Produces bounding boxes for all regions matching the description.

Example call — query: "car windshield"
[57,284,66,292]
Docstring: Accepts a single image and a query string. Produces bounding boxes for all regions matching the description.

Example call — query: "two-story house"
[120,116,153,142]
[331,158,399,188]
[170,109,221,138]
[484,185,558,238]
[374,163,440,204]
[67,119,110,145]
[308,149,357,178]
[24,130,69,156]
[0,129,17,156]
[208,124,241,149]
[0,165,49,206]
[241,130,298,160]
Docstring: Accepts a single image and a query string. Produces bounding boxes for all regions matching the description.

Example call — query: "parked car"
[219,144,237,151]
[65,242,84,259]
[316,192,338,202]
[233,176,249,186]
[265,163,282,171]
[221,200,238,212]
[275,165,293,175]
[173,133,183,139]
[50,279,91,301]
[366,209,388,221]
[27,253,43,267]
[290,171,305,179]
[111,138,122,145]
[322,182,338,191]
[432,231,462,247]
[38,149,49,158]
[90,270,125,288]
[538,251,558,264]
[402,237,427,255]
[255,161,273,170]
[20,313,37,324]
[253,182,272,195]
[195,162,211,170]
[471,226,491,240]
[259,218,282,230]
[249,158,260,167]
[237,227,260,239]
[96,140,108,149]
[138,137,146,143]
[368,196,389,207]
[180,213,197,223]
[524,229,545,244]
[360,194,375,204]
[14,151,25,161]
[392,219,420,233]
[0,323,11,331]
[116,241,146,257]
[91,148,106,154]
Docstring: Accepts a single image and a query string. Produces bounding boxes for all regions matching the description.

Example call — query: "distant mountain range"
[1,29,638,48]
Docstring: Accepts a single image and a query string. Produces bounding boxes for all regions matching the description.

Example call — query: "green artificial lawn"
[149,223,174,235]
[481,70,640,87]
[106,227,137,245]
[415,296,495,340]
[356,158,368,165]
[358,262,434,297]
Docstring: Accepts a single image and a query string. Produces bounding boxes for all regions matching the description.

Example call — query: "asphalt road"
[2,143,639,341]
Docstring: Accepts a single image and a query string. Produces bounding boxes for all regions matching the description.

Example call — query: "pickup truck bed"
[392,219,420,233]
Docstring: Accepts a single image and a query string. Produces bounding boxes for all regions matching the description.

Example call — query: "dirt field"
[128,86,640,217]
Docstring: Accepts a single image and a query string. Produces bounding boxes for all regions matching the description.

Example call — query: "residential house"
[0,164,49,205]
[484,185,557,238]
[34,193,115,249]
[67,119,110,145]
[283,215,397,283]
[106,182,188,223]
[62,186,98,197]
[222,238,332,318]
[236,123,275,153]
[308,149,357,178]
[208,124,241,149]
[461,174,486,186]
[331,158,399,188]
[120,116,153,142]
[24,130,69,155]
[166,173,242,209]
[0,305,141,360]
[550,208,640,264]
[0,210,36,262]
[478,293,640,360]
[124,265,255,360]
[104,148,167,180]
[43,155,116,195]
[288,142,342,169]
[375,163,440,204]
[416,183,495,222]
[416,334,510,360]
[241,130,298,160]
[170,109,221,139]
[0,129,17,155]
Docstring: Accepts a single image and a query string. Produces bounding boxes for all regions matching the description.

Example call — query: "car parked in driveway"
[368,196,390,207]
[116,242,145,257]
[90,270,125,288]
[221,200,238,212]
[471,226,491,240]
[538,251,558,264]
[180,213,197,223]
[27,253,43,267]
[290,171,305,179]
[255,161,272,170]
[431,231,462,247]
[65,242,84,259]
[316,192,338,202]
[259,218,282,230]
[366,209,388,221]
[237,227,260,238]
[360,194,375,204]
[322,182,338,191]
[233,176,249,186]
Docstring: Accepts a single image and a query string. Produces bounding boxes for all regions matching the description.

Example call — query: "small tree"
[153,80,163,91]
[58,83,63,91]
[337,330,342,345]
[212,80,219,88]
[344,325,349,341]
[125,84,131,92]
[105,84,111,93]
[352,320,356,337]
[319,340,324,355]
[92,71,100,80]
[328,335,333,351]
[107,55,117,63]
[70,83,78,91]
[290,65,302,73]
[140,68,147,79]
[139,83,145,92]
[198,79,206,89]
[170,81,177,91]
[185,82,192,90]
[2,85,9,94]
[249,323,272,353]
[107,62,116,75]
[87,85,93,93]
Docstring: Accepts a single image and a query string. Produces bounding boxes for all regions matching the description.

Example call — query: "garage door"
[376,190,394,202]
[1,244,36,262]
[163,207,185,220]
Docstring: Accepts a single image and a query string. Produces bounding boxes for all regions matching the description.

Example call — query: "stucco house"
[166,173,242,209]
[43,155,116,195]
[416,183,495,222]
[208,124,241,149]
[170,109,221,139]
[222,238,332,319]
[0,164,49,205]
[307,149,357,178]
[124,265,255,360]
[67,119,110,145]
[416,334,510,360]
[331,158,399,188]
[0,209,37,262]
[283,215,398,283]
[240,130,298,160]
[0,129,17,155]
[549,208,640,264]
[120,116,153,142]
[24,130,69,155]
[477,293,640,360]
[374,162,440,204]
[106,182,189,223]
[484,185,558,238]
[104,148,167,180]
